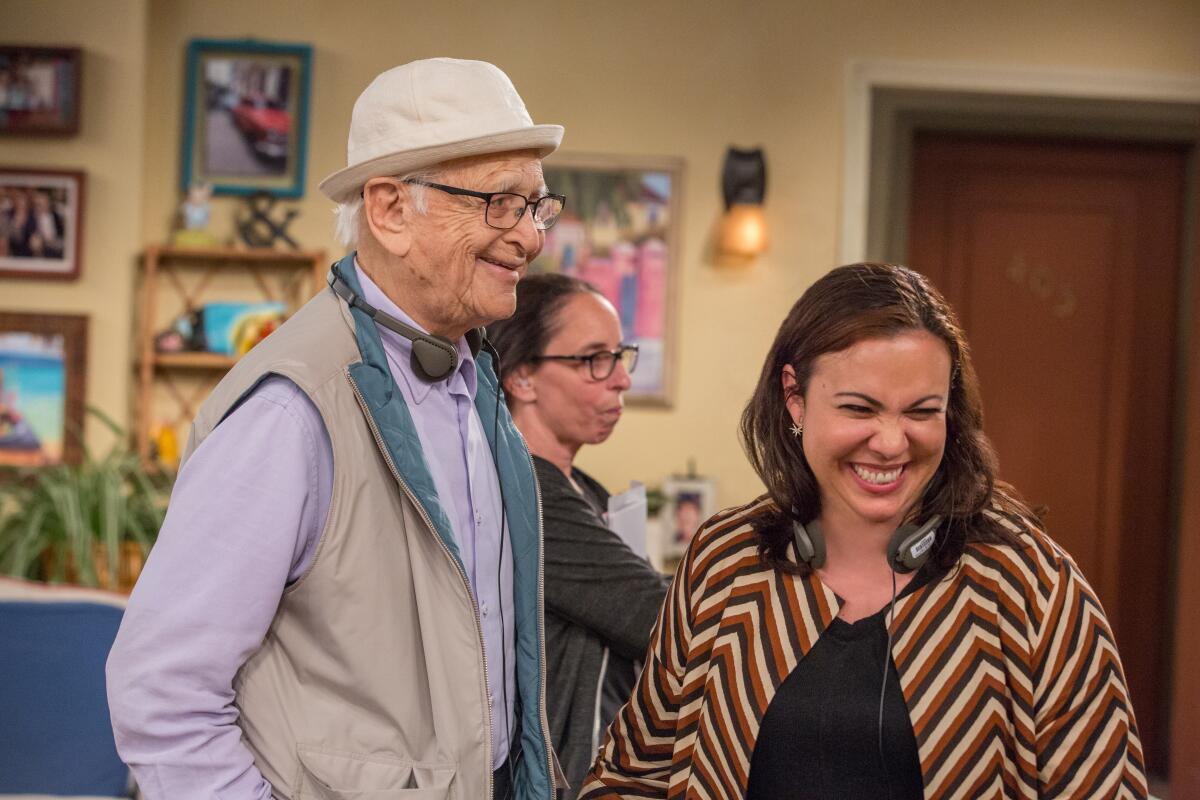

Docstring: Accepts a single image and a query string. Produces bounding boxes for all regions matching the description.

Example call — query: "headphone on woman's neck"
[327,263,484,382]
[792,514,942,574]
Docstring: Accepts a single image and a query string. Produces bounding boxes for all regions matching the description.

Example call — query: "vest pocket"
[296,745,455,799]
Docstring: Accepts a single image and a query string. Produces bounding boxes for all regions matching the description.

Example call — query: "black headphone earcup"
[887,515,943,574]
[329,264,493,387]
[410,338,458,382]
[792,520,826,569]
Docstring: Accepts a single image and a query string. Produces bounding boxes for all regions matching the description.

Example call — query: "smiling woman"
[783,330,950,547]
[580,262,1148,800]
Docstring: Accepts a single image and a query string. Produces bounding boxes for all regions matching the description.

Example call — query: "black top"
[746,567,936,800]
[534,457,669,796]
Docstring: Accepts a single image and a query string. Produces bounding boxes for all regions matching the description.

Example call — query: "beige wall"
[10,0,1200,506]
[5,0,148,454]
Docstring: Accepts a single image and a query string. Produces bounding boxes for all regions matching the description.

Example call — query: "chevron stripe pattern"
[580,498,1147,799]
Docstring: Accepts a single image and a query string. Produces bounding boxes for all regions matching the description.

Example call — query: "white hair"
[332,166,445,248]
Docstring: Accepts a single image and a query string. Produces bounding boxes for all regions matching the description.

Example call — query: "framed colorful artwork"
[180,38,312,198]
[0,168,85,280]
[0,312,87,467]
[0,46,82,136]
[534,153,684,406]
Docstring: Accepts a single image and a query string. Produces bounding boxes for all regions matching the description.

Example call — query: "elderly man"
[106,58,566,800]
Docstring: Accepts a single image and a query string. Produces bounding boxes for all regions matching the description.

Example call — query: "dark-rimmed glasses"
[403,179,566,231]
[532,344,639,381]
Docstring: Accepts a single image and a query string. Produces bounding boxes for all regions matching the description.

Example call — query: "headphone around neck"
[791,508,943,798]
[328,264,484,382]
[792,514,942,574]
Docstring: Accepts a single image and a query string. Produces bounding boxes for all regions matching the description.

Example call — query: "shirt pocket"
[296,745,456,800]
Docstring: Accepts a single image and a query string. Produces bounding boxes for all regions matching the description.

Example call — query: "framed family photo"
[0,45,82,136]
[0,312,88,467]
[0,168,85,280]
[180,38,313,198]
[534,153,683,406]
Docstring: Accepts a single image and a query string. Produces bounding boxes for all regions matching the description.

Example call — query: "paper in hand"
[606,481,649,560]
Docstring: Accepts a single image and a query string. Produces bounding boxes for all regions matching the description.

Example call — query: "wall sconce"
[719,147,767,258]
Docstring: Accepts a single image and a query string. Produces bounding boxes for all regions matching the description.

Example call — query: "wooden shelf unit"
[136,245,327,461]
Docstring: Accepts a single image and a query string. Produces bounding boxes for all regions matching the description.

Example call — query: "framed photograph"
[180,38,312,198]
[0,168,85,280]
[0,46,82,136]
[534,154,683,406]
[0,312,87,467]
[661,476,716,561]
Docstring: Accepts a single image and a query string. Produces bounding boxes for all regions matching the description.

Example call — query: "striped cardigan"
[579,497,1147,799]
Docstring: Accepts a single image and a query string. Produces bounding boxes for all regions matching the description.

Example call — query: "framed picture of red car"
[180,39,312,198]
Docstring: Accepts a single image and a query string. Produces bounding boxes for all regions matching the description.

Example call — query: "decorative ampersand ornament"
[237,191,299,249]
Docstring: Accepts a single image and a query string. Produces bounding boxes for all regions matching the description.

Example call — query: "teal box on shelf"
[201,301,287,356]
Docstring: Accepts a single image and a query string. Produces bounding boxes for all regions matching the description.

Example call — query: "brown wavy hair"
[739,262,1029,574]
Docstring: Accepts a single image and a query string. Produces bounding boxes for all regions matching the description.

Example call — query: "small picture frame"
[661,476,717,560]
[180,38,312,198]
[0,312,88,467]
[0,168,85,280]
[0,46,82,136]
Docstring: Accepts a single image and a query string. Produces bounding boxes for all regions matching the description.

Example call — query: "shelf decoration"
[137,245,326,461]
[172,182,216,248]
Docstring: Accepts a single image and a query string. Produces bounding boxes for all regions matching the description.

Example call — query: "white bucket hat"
[319,58,564,203]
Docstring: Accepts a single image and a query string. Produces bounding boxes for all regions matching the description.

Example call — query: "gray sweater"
[535,457,669,798]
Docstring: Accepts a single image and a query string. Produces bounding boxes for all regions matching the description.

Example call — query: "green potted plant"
[0,408,173,591]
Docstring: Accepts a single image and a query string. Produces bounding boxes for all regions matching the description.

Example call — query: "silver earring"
[790,422,804,437]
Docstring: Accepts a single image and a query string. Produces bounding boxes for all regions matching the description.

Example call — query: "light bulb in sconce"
[719,203,768,257]
[719,147,768,259]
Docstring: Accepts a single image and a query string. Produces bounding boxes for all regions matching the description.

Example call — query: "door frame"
[839,59,1200,796]
[839,59,1200,263]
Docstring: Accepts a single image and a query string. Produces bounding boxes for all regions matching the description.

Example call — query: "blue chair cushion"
[0,599,128,796]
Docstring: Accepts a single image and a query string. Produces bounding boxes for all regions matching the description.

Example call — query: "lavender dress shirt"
[106,263,515,799]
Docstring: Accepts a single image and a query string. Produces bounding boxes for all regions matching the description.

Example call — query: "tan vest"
[183,282,556,800]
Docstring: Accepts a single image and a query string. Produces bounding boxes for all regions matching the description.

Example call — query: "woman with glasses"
[487,273,668,798]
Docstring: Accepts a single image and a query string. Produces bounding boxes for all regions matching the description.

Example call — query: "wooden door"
[907,133,1186,775]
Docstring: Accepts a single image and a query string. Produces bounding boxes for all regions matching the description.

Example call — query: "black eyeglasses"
[403,179,566,231]
[532,344,639,381]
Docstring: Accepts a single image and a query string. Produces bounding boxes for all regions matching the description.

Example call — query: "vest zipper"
[348,371,495,800]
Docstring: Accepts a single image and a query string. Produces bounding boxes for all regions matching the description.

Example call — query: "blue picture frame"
[180,38,312,198]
